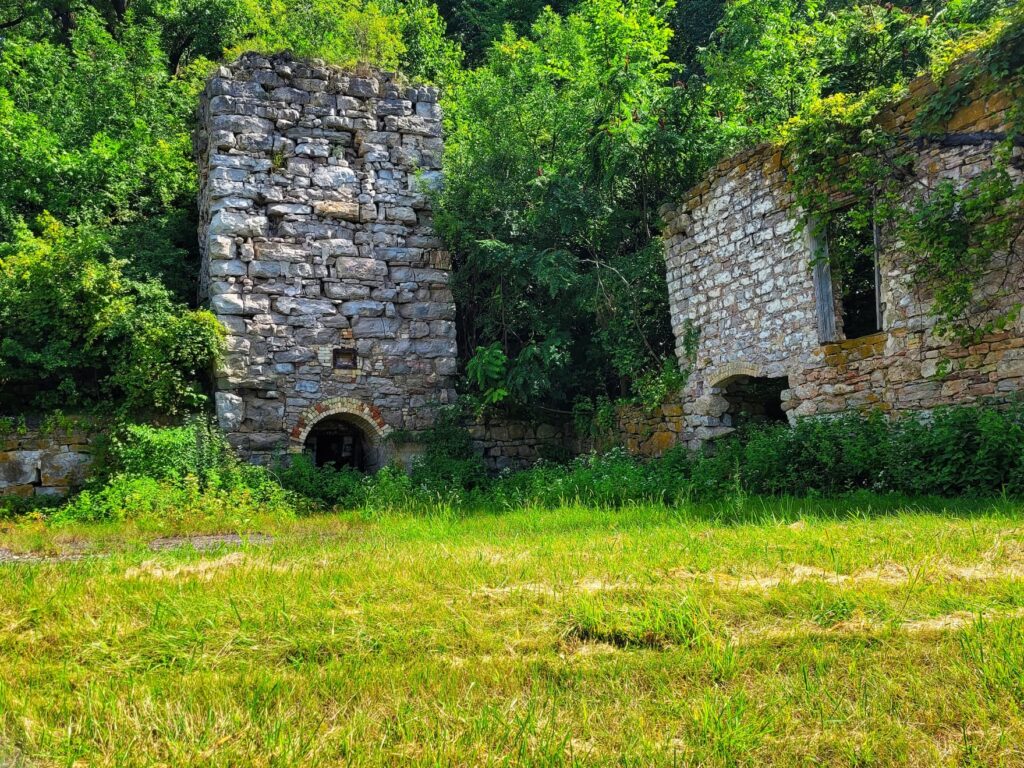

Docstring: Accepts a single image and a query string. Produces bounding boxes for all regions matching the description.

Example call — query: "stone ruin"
[661,71,1024,447]
[196,53,457,467]
[188,52,1022,476]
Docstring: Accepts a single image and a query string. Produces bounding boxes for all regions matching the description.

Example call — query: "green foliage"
[901,169,1023,342]
[387,0,465,83]
[408,407,489,493]
[699,0,823,146]
[276,453,367,508]
[0,216,223,414]
[227,0,406,68]
[51,421,303,525]
[783,3,1024,346]
[0,8,205,249]
[434,0,577,63]
[465,342,509,406]
[485,403,1024,508]
[103,419,230,484]
[439,0,700,410]
[50,471,298,525]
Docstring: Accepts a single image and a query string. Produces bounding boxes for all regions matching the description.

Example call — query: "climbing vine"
[783,8,1024,346]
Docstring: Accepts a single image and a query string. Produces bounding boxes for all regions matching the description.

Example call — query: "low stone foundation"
[468,417,572,471]
[0,429,97,498]
[607,403,686,457]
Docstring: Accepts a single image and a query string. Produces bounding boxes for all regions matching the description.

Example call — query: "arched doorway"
[305,415,369,470]
[290,397,392,472]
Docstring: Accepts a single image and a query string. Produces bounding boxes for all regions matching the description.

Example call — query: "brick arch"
[289,397,392,453]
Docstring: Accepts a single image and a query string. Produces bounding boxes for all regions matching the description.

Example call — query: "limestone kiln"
[196,53,457,467]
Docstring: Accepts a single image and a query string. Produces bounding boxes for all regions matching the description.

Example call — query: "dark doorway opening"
[305,416,368,471]
[722,376,789,428]
[828,208,882,339]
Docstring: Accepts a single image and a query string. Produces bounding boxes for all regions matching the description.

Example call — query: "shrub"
[103,419,229,485]
[45,421,306,526]
[408,408,489,494]
[0,216,222,415]
[50,472,299,526]
[276,454,367,509]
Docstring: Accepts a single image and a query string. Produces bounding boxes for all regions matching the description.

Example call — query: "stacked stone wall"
[662,70,1023,446]
[468,417,572,471]
[0,428,96,498]
[608,403,686,457]
[467,404,686,472]
[196,53,457,463]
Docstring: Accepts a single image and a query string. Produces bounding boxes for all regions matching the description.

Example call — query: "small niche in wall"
[333,349,357,370]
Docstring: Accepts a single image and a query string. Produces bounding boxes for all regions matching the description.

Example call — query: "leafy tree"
[225,0,407,68]
[0,215,223,414]
[0,7,206,298]
[435,0,576,63]
[438,0,713,409]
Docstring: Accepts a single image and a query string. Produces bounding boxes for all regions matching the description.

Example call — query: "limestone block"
[335,257,388,280]
[0,451,41,487]
[211,294,245,315]
[311,166,357,188]
[211,114,273,134]
[40,451,91,488]
[267,203,312,216]
[314,200,361,221]
[210,260,248,277]
[208,211,268,238]
[274,296,336,316]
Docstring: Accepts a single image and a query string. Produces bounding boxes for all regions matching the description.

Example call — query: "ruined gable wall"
[662,73,1023,446]
[196,53,457,463]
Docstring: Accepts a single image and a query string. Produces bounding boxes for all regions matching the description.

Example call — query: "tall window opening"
[827,208,882,339]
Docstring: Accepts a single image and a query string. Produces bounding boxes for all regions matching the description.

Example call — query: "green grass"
[2,498,1024,765]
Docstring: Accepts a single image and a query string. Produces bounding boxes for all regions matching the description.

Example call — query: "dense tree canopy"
[0,0,1018,417]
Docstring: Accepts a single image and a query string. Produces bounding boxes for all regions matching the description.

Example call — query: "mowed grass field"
[2,499,1024,766]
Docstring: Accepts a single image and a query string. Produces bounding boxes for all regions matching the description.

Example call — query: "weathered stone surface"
[197,54,458,463]
[661,76,1023,450]
[0,451,40,486]
[216,392,245,431]
[0,429,97,498]
[40,451,91,488]
[313,200,361,221]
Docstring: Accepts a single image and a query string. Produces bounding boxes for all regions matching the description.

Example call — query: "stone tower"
[196,53,457,467]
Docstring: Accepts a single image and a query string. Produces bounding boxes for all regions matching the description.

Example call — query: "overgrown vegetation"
[6,402,1021,526]
[784,3,1024,345]
[2,0,1016,421]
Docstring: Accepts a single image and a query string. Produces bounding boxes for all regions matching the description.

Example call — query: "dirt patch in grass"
[125,552,248,581]
[736,606,1024,644]
[147,533,273,552]
[671,556,1024,590]
[476,578,636,599]
[0,547,86,564]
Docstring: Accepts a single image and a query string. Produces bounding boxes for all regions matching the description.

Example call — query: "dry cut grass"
[2,499,1024,766]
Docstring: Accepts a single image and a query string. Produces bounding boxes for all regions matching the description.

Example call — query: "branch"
[0,12,25,30]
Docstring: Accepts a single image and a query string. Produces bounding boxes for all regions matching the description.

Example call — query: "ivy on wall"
[783,9,1024,346]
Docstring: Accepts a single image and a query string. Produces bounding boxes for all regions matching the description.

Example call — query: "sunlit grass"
[2,498,1024,765]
